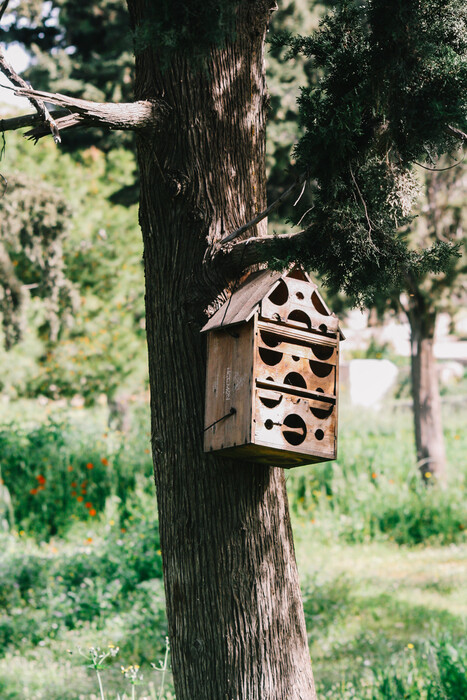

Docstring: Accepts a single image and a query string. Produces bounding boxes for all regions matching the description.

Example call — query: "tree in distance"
[1,0,466,697]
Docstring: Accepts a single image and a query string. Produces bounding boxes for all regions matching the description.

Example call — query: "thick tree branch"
[219,171,308,245]
[208,226,312,278]
[4,85,165,133]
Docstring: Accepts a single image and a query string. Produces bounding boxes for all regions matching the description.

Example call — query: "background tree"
[381,163,466,483]
[1,1,466,698]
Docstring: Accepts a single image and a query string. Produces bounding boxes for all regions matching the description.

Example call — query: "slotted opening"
[268,280,289,306]
[311,291,329,316]
[287,310,311,330]
[312,344,334,361]
[287,268,308,281]
[259,393,282,409]
[310,405,333,419]
[315,429,325,441]
[284,372,307,389]
[309,360,333,378]
[259,347,283,366]
[282,414,307,446]
[260,330,282,348]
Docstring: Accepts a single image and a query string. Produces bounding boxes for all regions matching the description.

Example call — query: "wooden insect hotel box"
[202,267,344,467]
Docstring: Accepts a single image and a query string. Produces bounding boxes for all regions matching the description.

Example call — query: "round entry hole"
[259,347,283,366]
[315,429,325,441]
[260,330,281,348]
[268,280,289,306]
[265,419,274,430]
[282,414,307,446]
[284,372,307,389]
[287,310,311,330]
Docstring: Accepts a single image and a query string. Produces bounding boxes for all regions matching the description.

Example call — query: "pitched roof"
[201,269,283,332]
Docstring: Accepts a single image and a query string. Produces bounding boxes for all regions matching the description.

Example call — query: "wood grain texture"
[127,0,317,696]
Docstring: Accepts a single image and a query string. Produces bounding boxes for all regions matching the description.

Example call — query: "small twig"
[220,172,308,245]
[0,0,10,23]
[446,125,467,143]
[414,154,465,172]
[349,164,380,253]
[0,50,61,143]
[293,177,307,206]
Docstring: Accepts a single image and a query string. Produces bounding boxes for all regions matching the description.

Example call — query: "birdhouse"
[202,267,344,467]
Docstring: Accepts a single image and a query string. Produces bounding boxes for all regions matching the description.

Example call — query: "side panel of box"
[204,322,254,453]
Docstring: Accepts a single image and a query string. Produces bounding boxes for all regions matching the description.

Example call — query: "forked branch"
[0,85,167,141]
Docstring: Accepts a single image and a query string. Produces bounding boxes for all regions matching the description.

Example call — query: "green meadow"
[0,395,466,699]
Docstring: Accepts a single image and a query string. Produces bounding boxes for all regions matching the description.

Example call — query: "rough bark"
[126,1,316,698]
[407,297,447,483]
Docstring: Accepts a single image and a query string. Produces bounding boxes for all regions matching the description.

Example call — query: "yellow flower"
[425,472,432,479]
[407,643,414,649]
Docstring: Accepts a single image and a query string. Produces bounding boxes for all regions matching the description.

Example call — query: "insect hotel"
[202,267,343,467]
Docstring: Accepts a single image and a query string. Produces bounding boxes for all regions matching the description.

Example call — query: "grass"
[0,396,465,698]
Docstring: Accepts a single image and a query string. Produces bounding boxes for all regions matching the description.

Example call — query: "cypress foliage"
[271,0,466,304]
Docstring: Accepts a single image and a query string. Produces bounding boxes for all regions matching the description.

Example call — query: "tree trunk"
[407,298,446,483]
[126,2,316,698]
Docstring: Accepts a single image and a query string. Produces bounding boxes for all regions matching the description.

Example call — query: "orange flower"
[30,488,38,495]
[81,489,87,495]
[144,448,150,454]
[86,462,94,470]
[77,496,84,502]
[120,527,126,533]
[71,482,77,488]
[81,481,87,487]
[89,508,97,517]
[371,472,377,479]
[36,474,46,485]
[38,485,45,491]
[101,457,109,466]
[85,502,92,509]
[67,465,73,472]
[86,537,93,543]
[71,491,77,497]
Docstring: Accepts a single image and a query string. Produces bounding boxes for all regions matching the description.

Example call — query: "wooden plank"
[254,391,337,460]
[256,347,337,395]
[201,269,282,332]
[204,322,254,452]
[257,321,339,352]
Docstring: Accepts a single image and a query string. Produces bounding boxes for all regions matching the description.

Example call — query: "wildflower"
[71,482,77,488]
[19,530,25,536]
[86,462,94,470]
[407,643,414,649]
[67,465,73,471]
[30,488,38,495]
[121,527,126,533]
[101,457,109,466]
[81,489,87,495]
[89,508,97,517]
[109,519,115,526]
[77,496,84,502]
[36,474,46,485]
[371,472,377,479]
[85,502,92,509]
[144,448,150,454]
[86,537,93,544]
[425,472,432,479]
[454,434,460,440]
[71,491,77,497]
